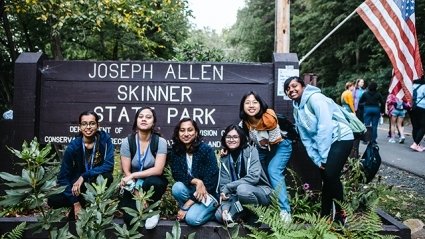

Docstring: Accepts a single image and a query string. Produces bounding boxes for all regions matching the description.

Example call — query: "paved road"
[359,121,425,179]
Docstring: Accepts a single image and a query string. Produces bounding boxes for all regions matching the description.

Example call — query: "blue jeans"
[171,182,217,226]
[258,139,292,213]
[363,106,380,143]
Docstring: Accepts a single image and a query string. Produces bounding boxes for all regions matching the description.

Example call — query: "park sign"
[15,53,297,148]
[9,52,323,190]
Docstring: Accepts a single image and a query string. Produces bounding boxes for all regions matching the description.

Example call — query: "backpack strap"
[128,133,137,160]
[150,133,159,158]
[128,132,160,159]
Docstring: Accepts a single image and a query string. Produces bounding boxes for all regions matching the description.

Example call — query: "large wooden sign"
[38,60,274,147]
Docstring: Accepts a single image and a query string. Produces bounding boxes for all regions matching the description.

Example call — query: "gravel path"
[379,164,425,196]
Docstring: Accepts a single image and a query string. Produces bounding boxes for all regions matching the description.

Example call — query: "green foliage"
[165,220,195,239]
[0,137,67,235]
[238,157,396,239]
[158,166,179,218]
[75,175,120,239]
[0,222,26,239]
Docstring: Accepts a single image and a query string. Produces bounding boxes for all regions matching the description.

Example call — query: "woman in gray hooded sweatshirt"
[215,124,272,224]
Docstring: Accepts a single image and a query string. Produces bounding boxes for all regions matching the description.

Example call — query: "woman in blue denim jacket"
[169,118,219,226]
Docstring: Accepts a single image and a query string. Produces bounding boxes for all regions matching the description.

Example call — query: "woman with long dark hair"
[284,76,354,225]
[169,118,219,226]
[119,107,168,229]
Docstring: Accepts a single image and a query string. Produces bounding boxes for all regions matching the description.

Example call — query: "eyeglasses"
[80,121,97,129]
[225,135,240,141]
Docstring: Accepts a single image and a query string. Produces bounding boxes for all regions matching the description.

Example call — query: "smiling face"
[80,114,98,139]
[178,121,198,146]
[243,94,261,118]
[285,79,305,101]
[225,129,241,150]
[136,108,155,131]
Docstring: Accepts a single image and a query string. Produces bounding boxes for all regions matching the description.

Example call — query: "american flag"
[356,0,423,101]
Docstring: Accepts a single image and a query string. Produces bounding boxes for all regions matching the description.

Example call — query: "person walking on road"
[359,82,385,144]
[386,93,409,144]
[409,80,425,152]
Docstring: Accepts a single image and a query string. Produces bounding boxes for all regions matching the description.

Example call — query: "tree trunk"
[51,34,63,60]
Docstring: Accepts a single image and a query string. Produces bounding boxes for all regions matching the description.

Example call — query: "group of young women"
[49,76,355,229]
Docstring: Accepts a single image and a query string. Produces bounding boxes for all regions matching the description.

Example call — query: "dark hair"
[79,110,99,124]
[171,118,202,154]
[239,91,268,121]
[132,107,158,132]
[283,76,306,95]
[221,124,248,151]
[368,82,378,92]
[355,78,364,89]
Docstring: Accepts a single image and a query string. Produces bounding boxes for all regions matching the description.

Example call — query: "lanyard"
[82,138,96,172]
[137,134,150,171]
[228,154,240,182]
[186,153,193,177]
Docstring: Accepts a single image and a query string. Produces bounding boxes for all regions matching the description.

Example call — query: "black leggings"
[119,175,168,225]
[410,107,425,144]
[319,139,353,217]
[47,172,113,218]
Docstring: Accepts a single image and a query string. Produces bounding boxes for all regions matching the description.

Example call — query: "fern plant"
[0,222,26,239]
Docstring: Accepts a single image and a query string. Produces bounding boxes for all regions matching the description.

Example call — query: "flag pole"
[299,9,357,65]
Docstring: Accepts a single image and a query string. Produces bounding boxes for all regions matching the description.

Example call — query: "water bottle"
[379,116,384,125]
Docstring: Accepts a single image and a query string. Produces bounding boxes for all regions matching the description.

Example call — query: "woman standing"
[284,76,354,225]
[353,78,366,121]
[359,82,385,144]
[119,107,168,229]
[215,124,272,224]
[239,91,292,221]
[386,93,408,144]
[169,118,219,226]
[48,111,114,220]
[410,80,425,152]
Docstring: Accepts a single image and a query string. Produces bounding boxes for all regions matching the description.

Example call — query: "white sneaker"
[388,138,396,143]
[145,213,160,229]
[280,210,292,223]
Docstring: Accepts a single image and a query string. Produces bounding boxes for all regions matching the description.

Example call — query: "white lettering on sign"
[164,64,224,80]
[88,63,153,79]
[200,130,218,137]
[167,107,216,125]
[117,85,192,102]
[44,136,73,144]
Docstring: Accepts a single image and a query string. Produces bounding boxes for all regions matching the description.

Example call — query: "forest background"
[1,0,425,113]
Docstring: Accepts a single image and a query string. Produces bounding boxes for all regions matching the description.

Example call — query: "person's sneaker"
[280,210,292,223]
[388,138,396,143]
[398,137,405,144]
[145,213,160,229]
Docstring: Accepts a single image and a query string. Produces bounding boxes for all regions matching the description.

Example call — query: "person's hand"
[220,193,229,204]
[73,202,82,220]
[120,174,133,187]
[72,176,84,196]
[193,180,207,202]
[219,148,228,157]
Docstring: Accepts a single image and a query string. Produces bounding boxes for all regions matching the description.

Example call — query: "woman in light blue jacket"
[284,76,354,225]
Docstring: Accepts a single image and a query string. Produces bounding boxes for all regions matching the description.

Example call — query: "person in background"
[284,76,353,225]
[386,94,409,144]
[239,91,293,222]
[215,124,272,224]
[353,78,366,121]
[341,81,355,113]
[48,111,114,220]
[409,79,425,152]
[169,118,219,226]
[119,107,168,229]
[359,82,385,144]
